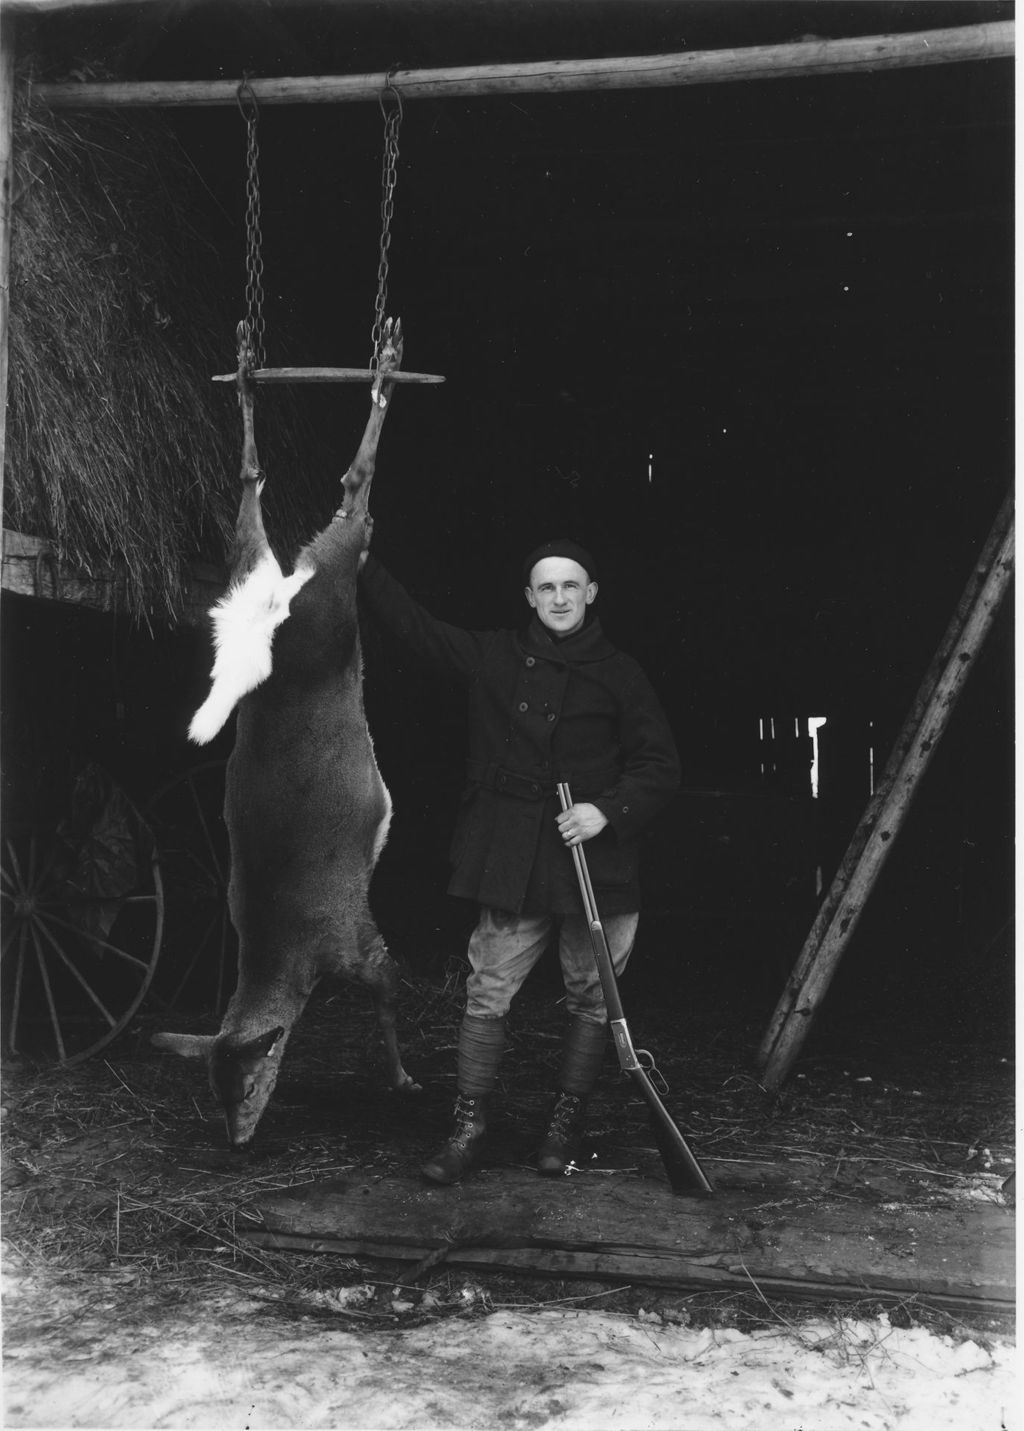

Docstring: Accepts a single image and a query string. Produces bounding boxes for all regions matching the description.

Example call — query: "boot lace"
[547,1093,583,1141]
[448,1095,481,1150]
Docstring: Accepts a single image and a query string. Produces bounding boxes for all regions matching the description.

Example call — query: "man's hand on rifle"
[556,802,609,847]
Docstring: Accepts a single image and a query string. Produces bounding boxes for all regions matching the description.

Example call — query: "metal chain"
[370,80,402,370]
[237,78,266,371]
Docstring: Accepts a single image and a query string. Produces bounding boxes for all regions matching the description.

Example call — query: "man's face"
[525,557,597,635]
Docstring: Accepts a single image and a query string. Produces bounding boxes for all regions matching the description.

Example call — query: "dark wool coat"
[359,557,681,915]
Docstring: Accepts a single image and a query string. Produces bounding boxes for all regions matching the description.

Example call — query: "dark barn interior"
[6,0,1012,1052]
[0,0,1017,1365]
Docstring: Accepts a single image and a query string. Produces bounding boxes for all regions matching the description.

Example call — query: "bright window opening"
[808,717,827,799]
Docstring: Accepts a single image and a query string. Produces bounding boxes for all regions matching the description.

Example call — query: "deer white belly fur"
[188,552,314,745]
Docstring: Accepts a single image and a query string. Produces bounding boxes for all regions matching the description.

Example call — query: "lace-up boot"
[421,1014,505,1185]
[536,1016,608,1176]
[421,1092,488,1185]
[537,1092,587,1175]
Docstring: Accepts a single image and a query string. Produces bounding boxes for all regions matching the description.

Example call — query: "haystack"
[4,70,326,624]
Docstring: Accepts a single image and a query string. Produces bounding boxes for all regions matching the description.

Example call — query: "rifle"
[557,782,713,1196]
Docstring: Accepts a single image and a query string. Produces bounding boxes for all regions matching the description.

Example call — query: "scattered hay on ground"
[0,973,1014,1343]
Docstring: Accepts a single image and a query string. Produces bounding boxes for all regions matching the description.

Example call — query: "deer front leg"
[342,317,404,515]
[351,924,422,1095]
[230,324,273,579]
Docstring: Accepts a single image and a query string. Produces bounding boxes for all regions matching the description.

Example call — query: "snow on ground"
[2,1275,1017,1431]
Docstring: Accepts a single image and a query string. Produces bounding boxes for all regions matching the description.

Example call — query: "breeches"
[465,906,639,1024]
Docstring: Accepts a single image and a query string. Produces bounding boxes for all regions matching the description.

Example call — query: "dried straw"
[5,69,329,623]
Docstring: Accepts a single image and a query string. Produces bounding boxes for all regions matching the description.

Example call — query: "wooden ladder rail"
[757,488,1014,1094]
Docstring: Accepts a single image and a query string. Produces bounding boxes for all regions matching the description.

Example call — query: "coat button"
[518,701,529,713]
[525,656,536,667]
[546,712,556,722]
[530,783,540,795]
[622,804,630,814]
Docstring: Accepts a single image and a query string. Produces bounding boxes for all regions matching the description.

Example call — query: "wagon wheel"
[1,804,164,1067]
[146,760,236,1015]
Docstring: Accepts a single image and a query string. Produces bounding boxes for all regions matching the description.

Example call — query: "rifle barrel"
[556,780,714,1196]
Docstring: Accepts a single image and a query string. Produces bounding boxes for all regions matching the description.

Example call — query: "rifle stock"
[629,1061,713,1194]
[557,783,713,1196]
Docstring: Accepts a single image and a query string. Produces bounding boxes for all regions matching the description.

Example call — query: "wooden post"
[757,491,1014,1093]
[0,10,15,523]
[29,22,1014,109]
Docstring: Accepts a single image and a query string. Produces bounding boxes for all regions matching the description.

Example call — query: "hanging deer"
[153,318,420,1148]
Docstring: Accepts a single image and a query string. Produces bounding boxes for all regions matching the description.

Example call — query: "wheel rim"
[145,761,236,1015]
[1,829,164,1067]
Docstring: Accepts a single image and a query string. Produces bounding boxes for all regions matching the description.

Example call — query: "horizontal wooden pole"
[210,367,446,385]
[10,0,181,9]
[29,23,1014,109]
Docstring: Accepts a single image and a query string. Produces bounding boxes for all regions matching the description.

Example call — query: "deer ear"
[252,1025,286,1059]
[152,1031,216,1060]
[224,1026,285,1062]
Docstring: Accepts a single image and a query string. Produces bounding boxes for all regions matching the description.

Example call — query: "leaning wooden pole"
[0,9,15,523]
[30,22,1014,109]
[757,490,1014,1093]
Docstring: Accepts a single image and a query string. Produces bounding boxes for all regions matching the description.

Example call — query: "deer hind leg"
[188,329,306,745]
[341,316,405,518]
[349,918,421,1094]
[230,324,274,580]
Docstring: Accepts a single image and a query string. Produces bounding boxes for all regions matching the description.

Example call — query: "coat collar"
[521,612,615,664]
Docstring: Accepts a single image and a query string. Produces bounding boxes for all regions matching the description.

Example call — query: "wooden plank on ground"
[245,1163,1013,1312]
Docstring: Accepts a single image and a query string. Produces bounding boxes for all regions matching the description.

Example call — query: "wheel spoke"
[167,906,221,1005]
[3,811,164,1065]
[190,782,227,885]
[215,910,233,1011]
[30,925,67,1062]
[35,910,151,972]
[4,836,60,898]
[174,845,225,890]
[33,915,118,1028]
[27,835,60,892]
[3,839,25,893]
[146,763,229,1010]
[7,923,28,1054]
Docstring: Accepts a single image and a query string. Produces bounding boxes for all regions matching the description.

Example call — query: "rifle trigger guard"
[636,1047,670,1096]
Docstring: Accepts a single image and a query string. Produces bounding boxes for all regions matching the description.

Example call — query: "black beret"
[522,539,598,585]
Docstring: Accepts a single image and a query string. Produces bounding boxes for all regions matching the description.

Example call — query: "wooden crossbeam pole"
[28,23,1014,109]
[757,490,1014,1093]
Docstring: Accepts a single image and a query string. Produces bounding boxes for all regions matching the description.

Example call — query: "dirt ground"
[1,935,1016,1428]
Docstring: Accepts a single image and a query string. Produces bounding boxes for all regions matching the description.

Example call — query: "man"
[358,538,680,1183]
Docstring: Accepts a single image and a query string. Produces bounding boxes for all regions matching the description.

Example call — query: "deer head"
[152,1025,288,1148]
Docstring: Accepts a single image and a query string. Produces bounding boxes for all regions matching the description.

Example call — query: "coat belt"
[465,760,620,802]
